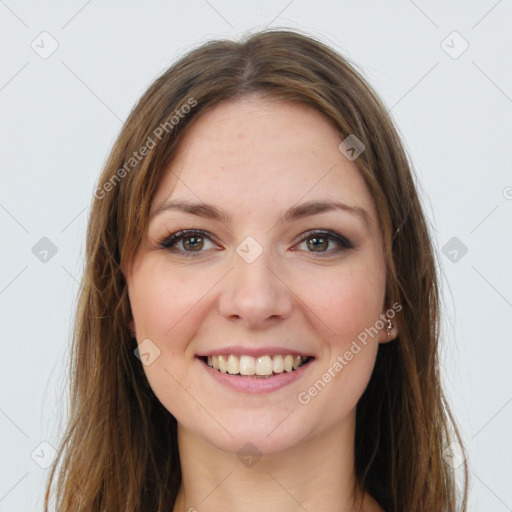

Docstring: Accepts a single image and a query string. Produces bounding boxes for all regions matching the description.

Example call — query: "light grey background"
[1,1,511,510]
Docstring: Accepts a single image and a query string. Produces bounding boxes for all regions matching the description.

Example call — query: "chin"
[182,411,310,456]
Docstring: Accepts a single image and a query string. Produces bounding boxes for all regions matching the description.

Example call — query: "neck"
[172,410,379,512]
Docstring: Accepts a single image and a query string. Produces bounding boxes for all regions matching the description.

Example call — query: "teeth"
[218,355,228,373]
[227,355,239,374]
[273,355,284,373]
[239,355,255,375]
[256,356,273,376]
[204,354,310,376]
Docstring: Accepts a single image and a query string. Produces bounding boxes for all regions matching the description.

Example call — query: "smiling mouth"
[198,354,314,378]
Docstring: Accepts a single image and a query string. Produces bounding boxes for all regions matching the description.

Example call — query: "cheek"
[127,258,210,419]
[295,263,382,422]
[127,258,224,415]
[128,257,217,342]
[293,258,386,343]
[299,342,378,431]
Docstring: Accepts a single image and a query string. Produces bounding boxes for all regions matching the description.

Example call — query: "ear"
[378,318,398,343]
[129,319,136,333]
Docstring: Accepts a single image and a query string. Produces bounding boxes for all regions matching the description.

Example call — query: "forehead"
[151,96,378,228]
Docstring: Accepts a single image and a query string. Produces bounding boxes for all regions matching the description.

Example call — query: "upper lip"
[196,345,315,358]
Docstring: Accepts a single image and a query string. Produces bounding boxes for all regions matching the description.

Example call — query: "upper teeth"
[206,354,308,376]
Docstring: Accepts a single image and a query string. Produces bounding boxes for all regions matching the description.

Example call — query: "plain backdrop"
[1,1,511,510]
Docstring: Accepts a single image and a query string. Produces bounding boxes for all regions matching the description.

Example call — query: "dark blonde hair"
[45,29,469,511]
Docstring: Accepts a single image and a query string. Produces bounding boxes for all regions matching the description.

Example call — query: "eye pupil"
[184,236,203,251]
[307,237,328,251]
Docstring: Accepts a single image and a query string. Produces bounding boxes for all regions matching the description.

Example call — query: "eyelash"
[158,229,353,258]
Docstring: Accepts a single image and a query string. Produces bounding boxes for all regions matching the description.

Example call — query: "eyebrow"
[150,199,371,228]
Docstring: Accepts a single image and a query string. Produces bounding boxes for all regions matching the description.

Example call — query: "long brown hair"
[45,28,469,511]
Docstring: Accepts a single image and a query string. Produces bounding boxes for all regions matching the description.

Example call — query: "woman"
[45,29,469,511]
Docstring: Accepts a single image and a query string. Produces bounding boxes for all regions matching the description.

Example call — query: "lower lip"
[197,357,314,394]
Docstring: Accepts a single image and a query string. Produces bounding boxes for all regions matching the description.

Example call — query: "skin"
[126,95,398,512]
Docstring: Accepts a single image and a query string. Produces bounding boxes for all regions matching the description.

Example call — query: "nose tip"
[218,253,293,327]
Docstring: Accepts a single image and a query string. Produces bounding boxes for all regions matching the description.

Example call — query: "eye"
[158,229,353,257]
[159,229,222,256]
[293,230,353,255]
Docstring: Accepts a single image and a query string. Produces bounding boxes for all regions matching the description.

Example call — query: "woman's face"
[126,96,392,455]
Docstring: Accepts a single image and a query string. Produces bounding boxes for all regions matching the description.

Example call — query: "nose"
[218,248,293,328]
